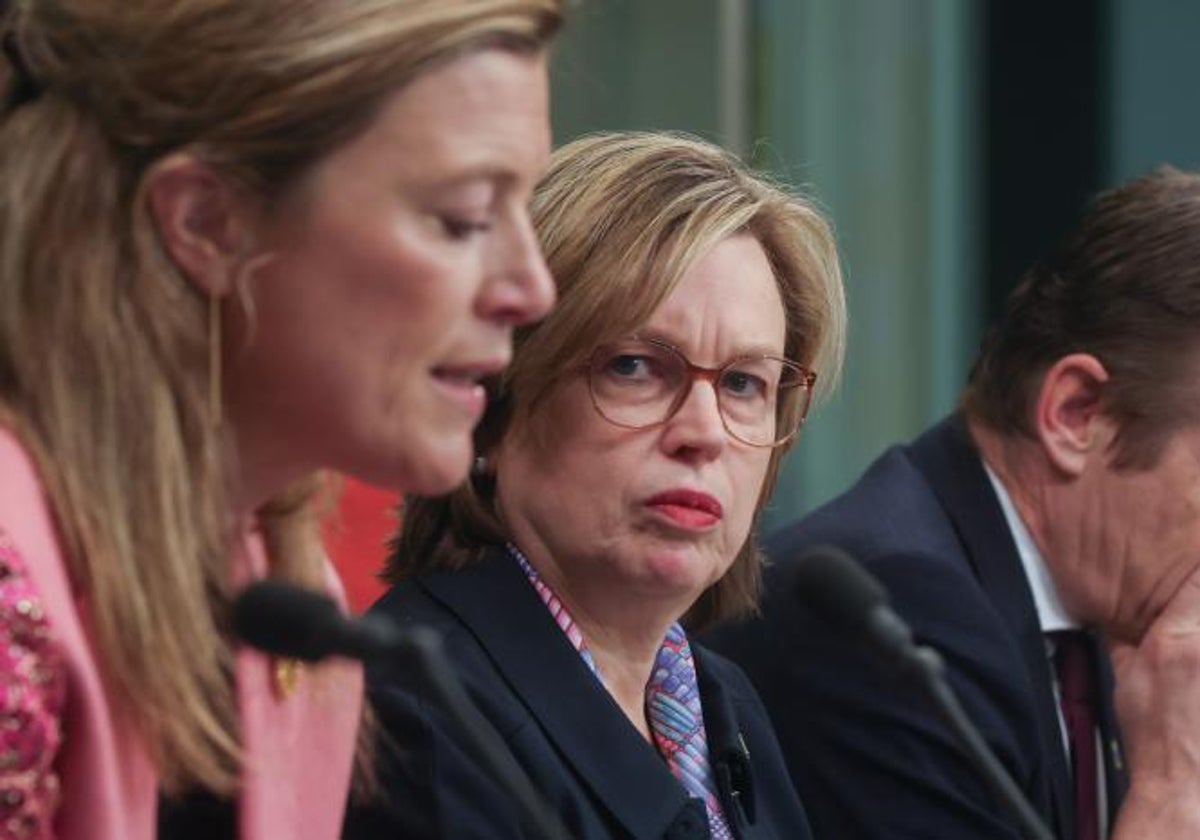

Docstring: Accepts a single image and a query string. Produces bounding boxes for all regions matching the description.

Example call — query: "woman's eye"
[607,354,652,378]
[721,369,769,399]
[440,217,492,240]
[604,353,673,383]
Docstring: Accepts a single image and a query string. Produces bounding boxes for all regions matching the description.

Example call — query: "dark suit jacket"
[703,415,1127,840]
[343,549,813,840]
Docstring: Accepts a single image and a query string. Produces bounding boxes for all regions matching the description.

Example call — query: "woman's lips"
[645,489,724,529]
[431,367,490,417]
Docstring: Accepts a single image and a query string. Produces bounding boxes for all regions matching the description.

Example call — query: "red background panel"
[326,477,398,613]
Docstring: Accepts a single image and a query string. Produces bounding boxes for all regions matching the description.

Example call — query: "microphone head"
[789,544,919,664]
[232,579,348,662]
[789,544,889,634]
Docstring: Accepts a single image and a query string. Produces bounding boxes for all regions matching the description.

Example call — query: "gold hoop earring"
[208,293,222,426]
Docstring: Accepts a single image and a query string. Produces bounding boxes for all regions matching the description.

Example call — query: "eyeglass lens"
[589,339,809,446]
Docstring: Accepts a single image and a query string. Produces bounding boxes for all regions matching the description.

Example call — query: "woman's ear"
[144,153,255,298]
[1034,352,1115,476]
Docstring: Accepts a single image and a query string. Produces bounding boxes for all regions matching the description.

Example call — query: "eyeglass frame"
[583,336,818,449]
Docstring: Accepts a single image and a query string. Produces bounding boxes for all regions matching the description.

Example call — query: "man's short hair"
[963,167,1200,469]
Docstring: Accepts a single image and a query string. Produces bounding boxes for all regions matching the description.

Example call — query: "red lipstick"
[646,489,724,529]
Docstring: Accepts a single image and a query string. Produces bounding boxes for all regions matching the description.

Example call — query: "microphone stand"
[900,645,1055,840]
[789,547,1057,840]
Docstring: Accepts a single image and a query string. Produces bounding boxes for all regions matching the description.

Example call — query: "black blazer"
[703,415,1127,840]
[343,549,813,840]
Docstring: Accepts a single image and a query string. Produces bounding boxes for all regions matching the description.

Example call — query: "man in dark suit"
[704,168,1200,840]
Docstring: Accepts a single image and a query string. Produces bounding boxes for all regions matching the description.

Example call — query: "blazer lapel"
[909,415,1073,840]
[694,649,758,838]
[420,551,693,838]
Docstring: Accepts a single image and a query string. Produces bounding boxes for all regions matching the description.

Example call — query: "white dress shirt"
[983,463,1109,834]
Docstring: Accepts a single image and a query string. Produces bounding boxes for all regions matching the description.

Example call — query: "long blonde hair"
[0,0,561,795]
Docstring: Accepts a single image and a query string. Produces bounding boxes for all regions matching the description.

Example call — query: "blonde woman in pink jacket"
[0,1,561,837]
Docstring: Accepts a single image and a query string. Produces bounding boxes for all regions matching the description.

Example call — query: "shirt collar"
[982,463,1079,632]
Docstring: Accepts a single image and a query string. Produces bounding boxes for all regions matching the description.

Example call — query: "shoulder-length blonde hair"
[0,0,561,795]
[390,131,846,630]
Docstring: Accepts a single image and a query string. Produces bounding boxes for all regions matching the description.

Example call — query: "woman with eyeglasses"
[344,131,847,840]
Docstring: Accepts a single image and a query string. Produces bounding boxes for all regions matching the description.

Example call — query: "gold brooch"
[272,657,304,699]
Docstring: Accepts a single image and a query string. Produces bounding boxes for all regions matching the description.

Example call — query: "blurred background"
[551,0,1200,527]
[333,0,1200,609]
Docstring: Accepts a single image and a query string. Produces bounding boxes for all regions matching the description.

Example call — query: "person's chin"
[638,547,715,593]
[404,442,473,497]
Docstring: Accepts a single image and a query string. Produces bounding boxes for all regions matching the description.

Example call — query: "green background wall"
[549,0,1199,529]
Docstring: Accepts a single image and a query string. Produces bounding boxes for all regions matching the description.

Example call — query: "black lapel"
[420,551,693,838]
[157,788,237,839]
[908,414,1073,840]
[694,649,757,838]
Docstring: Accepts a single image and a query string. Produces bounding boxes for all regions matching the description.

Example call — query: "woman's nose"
[483,209,555,326]
[659,378,727,461]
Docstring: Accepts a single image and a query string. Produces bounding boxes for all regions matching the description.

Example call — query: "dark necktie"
[1050,630,1100,840]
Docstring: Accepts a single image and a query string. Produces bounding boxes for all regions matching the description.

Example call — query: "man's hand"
[1109,566,1200,838]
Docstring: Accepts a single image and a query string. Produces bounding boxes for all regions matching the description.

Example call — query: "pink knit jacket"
[0,428,363,839]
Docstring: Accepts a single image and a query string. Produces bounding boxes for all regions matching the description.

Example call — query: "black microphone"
[791,546,1055,840]
[233,579,407,663]
[232,580,571,840]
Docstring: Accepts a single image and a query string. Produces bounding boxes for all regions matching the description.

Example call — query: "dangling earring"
[208,293,222,427]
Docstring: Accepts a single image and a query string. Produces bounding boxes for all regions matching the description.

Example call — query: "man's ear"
[144,154,256,298]
[1034,353,1115,476]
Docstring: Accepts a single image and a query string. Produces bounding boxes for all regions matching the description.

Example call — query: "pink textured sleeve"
[0,529,67,840]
